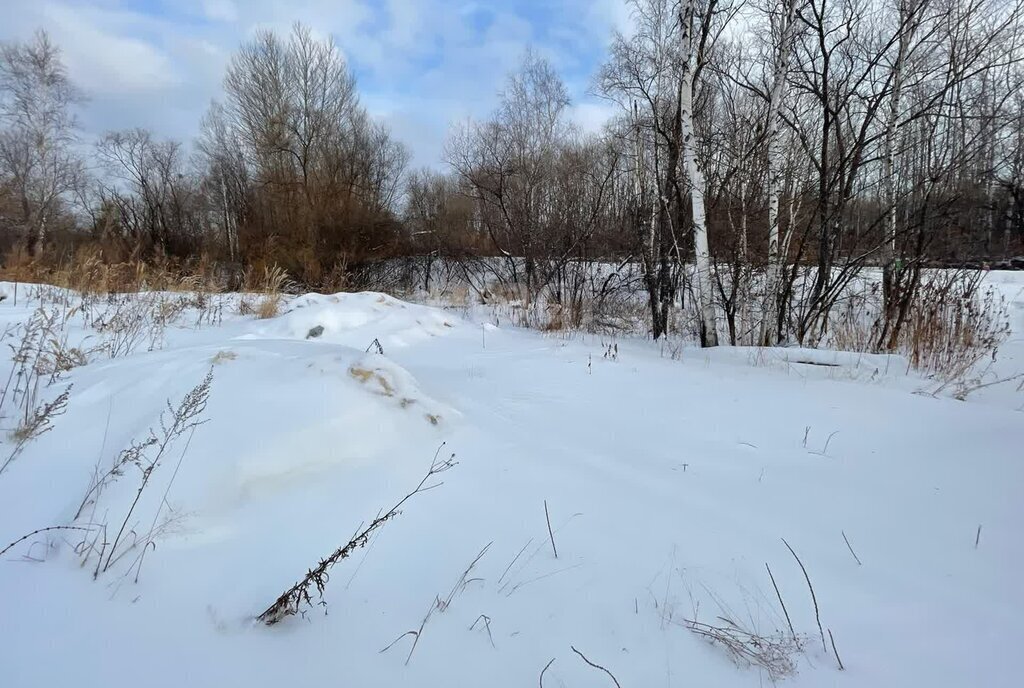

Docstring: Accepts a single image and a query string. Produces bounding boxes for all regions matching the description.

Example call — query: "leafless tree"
[0,30,83,255]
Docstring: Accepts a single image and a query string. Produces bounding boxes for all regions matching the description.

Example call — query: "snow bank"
[251,291,462,350]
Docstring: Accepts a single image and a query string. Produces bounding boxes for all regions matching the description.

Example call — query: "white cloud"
[33,2,178,94]
[0,0,630,167]
[202,0,239,23]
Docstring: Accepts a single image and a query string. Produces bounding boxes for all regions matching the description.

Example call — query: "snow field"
[0,276,1021,687]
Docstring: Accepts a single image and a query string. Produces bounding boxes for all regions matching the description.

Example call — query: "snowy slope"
[0,281,1021,688]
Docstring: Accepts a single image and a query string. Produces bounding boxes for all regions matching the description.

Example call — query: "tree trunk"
[680,2,718,347]
[761,0,799,345]
[879,0,920,349]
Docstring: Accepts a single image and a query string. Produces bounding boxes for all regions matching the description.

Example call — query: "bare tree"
[215,22,409,281]
[0,30,83,255]
[446,50,574,293]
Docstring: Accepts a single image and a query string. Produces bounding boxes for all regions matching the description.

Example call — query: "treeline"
[2,2,1023,348]
[0,25,409,285]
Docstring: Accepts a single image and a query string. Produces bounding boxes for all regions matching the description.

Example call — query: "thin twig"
[822,431,839,454]
[571,646,622,688]
[842,530,862,565]
[405,541,490,665]
[498,538,532,587]
[539,658,556,688]
[1,525,94,558]
[765,562,795,639]
[405,600,435,665]
[544,500,558,558]
[975,524,982,549]
[782,538,826,653]
[828,628,844,670]
[133,425,197,583]
[683,617,800,680]
[469,614,496,648]
[379,630,418,654]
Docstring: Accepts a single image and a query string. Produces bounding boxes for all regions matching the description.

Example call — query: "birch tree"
[598,0,682,339]
[760,0,802,344]
[878,0,926,344]
[679,0,720,346]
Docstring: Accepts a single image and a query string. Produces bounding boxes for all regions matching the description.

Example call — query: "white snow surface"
[0,276,1022,687]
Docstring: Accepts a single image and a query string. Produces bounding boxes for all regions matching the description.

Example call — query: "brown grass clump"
[255,295,281,319]
[348,365,396,396]
[0,246,229,296]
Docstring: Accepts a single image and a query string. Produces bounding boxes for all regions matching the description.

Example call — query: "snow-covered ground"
[0,274,1021,687]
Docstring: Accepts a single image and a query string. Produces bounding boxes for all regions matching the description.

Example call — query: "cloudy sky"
[0,0,631,169]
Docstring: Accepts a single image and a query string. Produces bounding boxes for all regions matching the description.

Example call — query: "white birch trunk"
[761,0,799,345]
[679,1,718,346]
[881,0,920,332]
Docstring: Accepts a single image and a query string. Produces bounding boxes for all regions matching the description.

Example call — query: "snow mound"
[251,291,462,350]
[0,335,456,596]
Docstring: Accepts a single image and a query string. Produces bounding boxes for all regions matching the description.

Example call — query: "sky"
[0,0,632,169]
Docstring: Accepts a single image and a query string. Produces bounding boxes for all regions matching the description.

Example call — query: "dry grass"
[682,617,805,681]
[348,365,396,396]
[210,350,237,365]
[73,370,213,581]
[0,246,229,296]
[900,280,1009,381]
[540,306,566,331]
[243,264,293,295]
[829,272,1010,388]
[258,446,457,625]
[255,295,281,319]
[2,385,71,475]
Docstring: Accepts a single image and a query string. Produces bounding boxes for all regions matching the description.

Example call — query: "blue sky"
[0,0,631,168]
